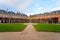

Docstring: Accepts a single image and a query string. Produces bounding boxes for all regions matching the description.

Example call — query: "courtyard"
[0,23,60,40]
[0,0,60,40]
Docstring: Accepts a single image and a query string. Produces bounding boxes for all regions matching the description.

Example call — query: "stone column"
[58,17,60,23]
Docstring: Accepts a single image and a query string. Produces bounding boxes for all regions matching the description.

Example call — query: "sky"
[0,0,60,16]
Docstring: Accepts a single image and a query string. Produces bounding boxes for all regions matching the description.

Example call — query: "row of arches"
[0,17,59,23]
[0,17,29,23]
[30,17,58,23]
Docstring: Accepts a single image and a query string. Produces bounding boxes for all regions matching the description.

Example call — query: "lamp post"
[29,14,31,23]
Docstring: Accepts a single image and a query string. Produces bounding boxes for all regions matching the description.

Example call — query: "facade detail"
[0,9,60,23]
[30,10,60,23]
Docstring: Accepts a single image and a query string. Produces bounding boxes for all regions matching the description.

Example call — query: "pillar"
[58,17,60,23]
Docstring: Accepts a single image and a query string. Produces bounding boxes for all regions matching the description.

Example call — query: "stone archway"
[48,17,58,23]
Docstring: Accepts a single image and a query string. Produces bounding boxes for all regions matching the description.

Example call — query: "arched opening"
[48,17,58,23]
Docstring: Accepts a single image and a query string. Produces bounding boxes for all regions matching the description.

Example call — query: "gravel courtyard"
[0,23,60,40]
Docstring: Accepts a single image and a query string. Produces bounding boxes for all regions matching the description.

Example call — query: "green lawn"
[0,23,27,32]
[34,23,60,32]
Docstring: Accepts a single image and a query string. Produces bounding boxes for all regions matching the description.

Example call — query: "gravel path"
[0,23,60,40]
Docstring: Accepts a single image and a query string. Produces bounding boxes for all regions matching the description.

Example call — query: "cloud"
[0,0,34,9]
[55,0,60,5]
[50,0,60,11]
[17,0,34,10]
[0,0,34,15]
[29,4,50,14]
[1,0,60,16]
[0,0,13,6]
[51,7,60,11]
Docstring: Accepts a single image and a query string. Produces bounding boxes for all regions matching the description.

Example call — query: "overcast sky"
[0,0,60,16]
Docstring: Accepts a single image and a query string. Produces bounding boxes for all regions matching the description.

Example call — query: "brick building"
[0,9,29,23]
[0,9,60,23]
[30,10,60,23]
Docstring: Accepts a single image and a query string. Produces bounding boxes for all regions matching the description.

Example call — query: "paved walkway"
[0,23,60,40]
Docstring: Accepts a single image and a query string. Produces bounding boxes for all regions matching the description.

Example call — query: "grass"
[0,23,27,32]
[34,23,60,32]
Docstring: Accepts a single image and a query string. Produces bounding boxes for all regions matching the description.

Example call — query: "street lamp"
[29,14,32,23]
